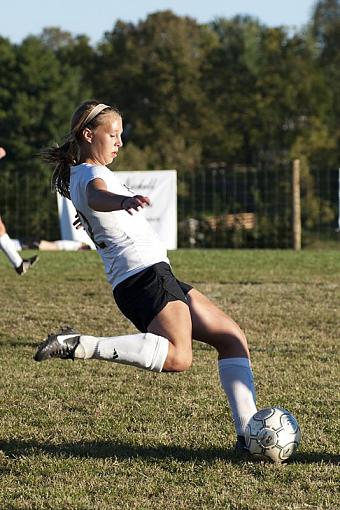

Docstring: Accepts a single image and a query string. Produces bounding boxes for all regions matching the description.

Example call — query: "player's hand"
[121,195,151,215]
[73,213,84,229]
[0,147,6,160]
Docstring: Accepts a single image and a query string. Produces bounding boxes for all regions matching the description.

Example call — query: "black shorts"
[113,262,193,332]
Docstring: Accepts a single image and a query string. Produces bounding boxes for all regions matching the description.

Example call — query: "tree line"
[0,0,339,241]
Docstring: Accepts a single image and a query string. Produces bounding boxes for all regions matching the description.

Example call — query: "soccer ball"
[244,407,301,463]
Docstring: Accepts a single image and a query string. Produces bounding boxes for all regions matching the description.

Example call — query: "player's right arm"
[86,178,150,215]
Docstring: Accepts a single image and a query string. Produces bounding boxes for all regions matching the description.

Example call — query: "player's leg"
[34,305,192,374]
[34,302,191,375]
[147,299,192,372]
[187,288,249,357]
[97,263,193,372]
[34,264,192,373]
[54,240,83,251]
[186,288,257,442]
[0,215,23,270]
[38,240,59,251]
[34,301,193,373]
[33,326,170,372]
[0,215,39,274]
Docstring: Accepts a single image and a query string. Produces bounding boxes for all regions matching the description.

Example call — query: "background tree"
[203,16,265,166]
[0,36,84,239]
[92,11,217,172]
[311,0,340,168]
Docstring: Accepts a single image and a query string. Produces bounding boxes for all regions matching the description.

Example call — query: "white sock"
[74,332,169,372]
[218,357,257,436]
[0,233,22,268]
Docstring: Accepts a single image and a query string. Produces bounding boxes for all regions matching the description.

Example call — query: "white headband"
[81,103,110,128]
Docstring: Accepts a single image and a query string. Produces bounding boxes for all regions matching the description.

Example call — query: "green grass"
[0,249,339,510]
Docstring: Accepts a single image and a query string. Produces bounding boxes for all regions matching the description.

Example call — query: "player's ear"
[82,127,94,144]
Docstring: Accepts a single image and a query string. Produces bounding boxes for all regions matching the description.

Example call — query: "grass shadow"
[0,439,231,463]
[292,451,340,465]
[0,439,339,465]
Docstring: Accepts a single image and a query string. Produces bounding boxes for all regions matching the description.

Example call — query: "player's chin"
[106,155,115,164]
[109,153,118,163]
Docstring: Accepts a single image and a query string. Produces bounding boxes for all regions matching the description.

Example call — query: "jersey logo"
[112,348,118,360]
[123,184,135,195]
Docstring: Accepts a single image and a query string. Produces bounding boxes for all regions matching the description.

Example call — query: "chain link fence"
[0,164,339,248]
[178,164,339,248]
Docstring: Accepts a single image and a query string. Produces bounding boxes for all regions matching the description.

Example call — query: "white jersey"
[69,163,169,289]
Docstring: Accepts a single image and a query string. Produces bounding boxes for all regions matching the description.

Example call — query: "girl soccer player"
[34,100,257,450]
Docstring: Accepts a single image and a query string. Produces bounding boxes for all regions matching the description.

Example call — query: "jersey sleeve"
[80,165,109,190]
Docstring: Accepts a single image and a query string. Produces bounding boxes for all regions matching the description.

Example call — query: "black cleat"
[16,255,39,275]
[34,327,80,362]
[234,435,250,458]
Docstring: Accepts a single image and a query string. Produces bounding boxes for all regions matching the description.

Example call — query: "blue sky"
[1,0,318,45]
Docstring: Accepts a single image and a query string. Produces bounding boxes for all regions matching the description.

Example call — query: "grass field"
[0,249,339,510]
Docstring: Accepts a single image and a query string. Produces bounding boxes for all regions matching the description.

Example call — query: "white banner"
[119,170,177,250]
[57,170,177,250]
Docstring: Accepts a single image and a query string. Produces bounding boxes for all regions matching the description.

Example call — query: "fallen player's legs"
[38,240,87,251]
[0,215,23,270]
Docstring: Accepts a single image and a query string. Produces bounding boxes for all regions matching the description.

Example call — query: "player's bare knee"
[164,350,192,372]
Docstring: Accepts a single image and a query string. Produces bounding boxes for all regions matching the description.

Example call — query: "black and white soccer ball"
[244,407,301,463]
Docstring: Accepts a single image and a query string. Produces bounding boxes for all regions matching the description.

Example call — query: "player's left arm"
[86,178,150,215]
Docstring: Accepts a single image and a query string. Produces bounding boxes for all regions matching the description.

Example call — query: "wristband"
[121,197,129,210]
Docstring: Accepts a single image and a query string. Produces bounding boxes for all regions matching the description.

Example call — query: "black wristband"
[121,197,129,210]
